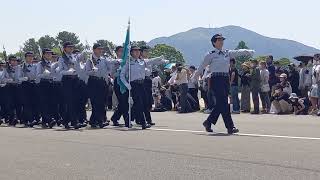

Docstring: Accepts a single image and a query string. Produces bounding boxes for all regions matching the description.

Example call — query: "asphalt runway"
[0,111,319,180]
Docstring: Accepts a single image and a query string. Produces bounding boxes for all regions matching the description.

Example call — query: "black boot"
[228,127,239,134]
[202,121,213,132]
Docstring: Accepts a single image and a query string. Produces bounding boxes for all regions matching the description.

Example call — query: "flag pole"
[128,19,132,128]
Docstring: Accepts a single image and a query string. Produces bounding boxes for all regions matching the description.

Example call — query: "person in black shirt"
[288,63,300,96]
[240,62,251,113]
[267,56,277,93]
[229,58,240,113]
[153,88,173,112]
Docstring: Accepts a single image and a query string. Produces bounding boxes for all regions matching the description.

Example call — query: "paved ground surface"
[0,111,320,180]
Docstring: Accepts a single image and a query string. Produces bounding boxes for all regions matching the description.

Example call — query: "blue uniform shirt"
[195,48,255,78]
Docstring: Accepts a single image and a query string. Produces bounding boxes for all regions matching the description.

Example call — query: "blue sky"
[1,0,319,53]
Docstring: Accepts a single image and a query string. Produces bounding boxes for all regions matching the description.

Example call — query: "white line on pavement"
[149,128,320,141]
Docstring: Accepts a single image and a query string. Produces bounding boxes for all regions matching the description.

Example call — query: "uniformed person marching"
[18,52,37,127]
[111,46,129,126]
[193,34,255,134]
[120,46,151,130]
[50,52,63,126]
[75,49,89,128]
[36,48,56,128]
[85,43,116,128]
[0,61,7,125]
[139,46,168,126]
[5,56,21,126]
[58,41,84,129]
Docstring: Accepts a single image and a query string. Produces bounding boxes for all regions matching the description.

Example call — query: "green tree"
[96,40,116,57]
[277,58,291,66]
[38,35,58,49]
[0,52,4,60]
[235,41,250,69]
[150,44,184,64]
[56,31,84,51]
[131,41,147,47]
[255,56,268,62]
[22,38,40,57]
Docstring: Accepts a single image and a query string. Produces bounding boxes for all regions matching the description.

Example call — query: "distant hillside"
[148,25,320,65]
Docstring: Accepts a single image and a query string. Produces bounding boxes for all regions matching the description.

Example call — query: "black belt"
[211,72,229,77]
[22,80,36,83]
[40,79,53,83]
[131,79,144,84]
[89,76,104,80]
[145,76,152,80]
[63,75,78,79]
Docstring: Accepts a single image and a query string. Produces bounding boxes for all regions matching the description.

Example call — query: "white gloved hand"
[126,84,132,90]
[6,78,13,83]
[129,97,134,106]
[43,69,51,75]
[19,77,28,81]
[160,55,164,59]
[92,67,98,72]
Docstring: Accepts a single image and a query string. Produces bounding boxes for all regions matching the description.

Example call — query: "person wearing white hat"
[289,93,310,115]
[279,73,292,94]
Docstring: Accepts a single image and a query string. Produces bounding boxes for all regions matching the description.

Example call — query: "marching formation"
[0,41,168,130]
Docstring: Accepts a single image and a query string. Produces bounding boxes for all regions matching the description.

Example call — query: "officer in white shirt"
[58,41,83,129]
[5,55,21,126]
[85,43,116,128]
[17,52,37,127]
[36,48,56,128]
[0,61,8,125]
[73,49,88,128]
[120,46,151,129]
[140,46,168,125]
[193,34,255,134]
[111,46,129,126]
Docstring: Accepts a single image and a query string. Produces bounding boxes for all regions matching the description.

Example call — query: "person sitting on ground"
[279,73,292,94]
[153,88,173,112]
[289,93,310,115]
[270,84,292,115]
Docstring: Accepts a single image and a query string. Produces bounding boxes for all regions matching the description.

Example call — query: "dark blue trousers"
[131,81,147,126]
[206,75,235,130]
[111,77,129,125]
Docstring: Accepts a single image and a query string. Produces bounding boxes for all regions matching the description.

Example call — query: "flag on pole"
[118,20,131,94]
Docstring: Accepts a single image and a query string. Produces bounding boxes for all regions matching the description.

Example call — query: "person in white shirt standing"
[310,54,320,114]
[175,63,190,113]
[152,71,162,108]
[299,61,312,97]
[188,66,200,111]
[259,61,271,113]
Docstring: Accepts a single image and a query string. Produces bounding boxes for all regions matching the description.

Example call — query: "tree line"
[0,31,185,64]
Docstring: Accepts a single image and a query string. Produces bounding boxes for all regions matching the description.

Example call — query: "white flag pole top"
[128,19,132,128]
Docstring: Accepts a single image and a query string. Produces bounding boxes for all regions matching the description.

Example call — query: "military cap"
[140,45,151,52]
[211,34,226,42]
[42,48,53,54]
[115,46,123,52]
[8,55,17,61]
[93,43,103,50]
[130,46,140,51]
[25,51,34,57]
[63,41,75,48]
